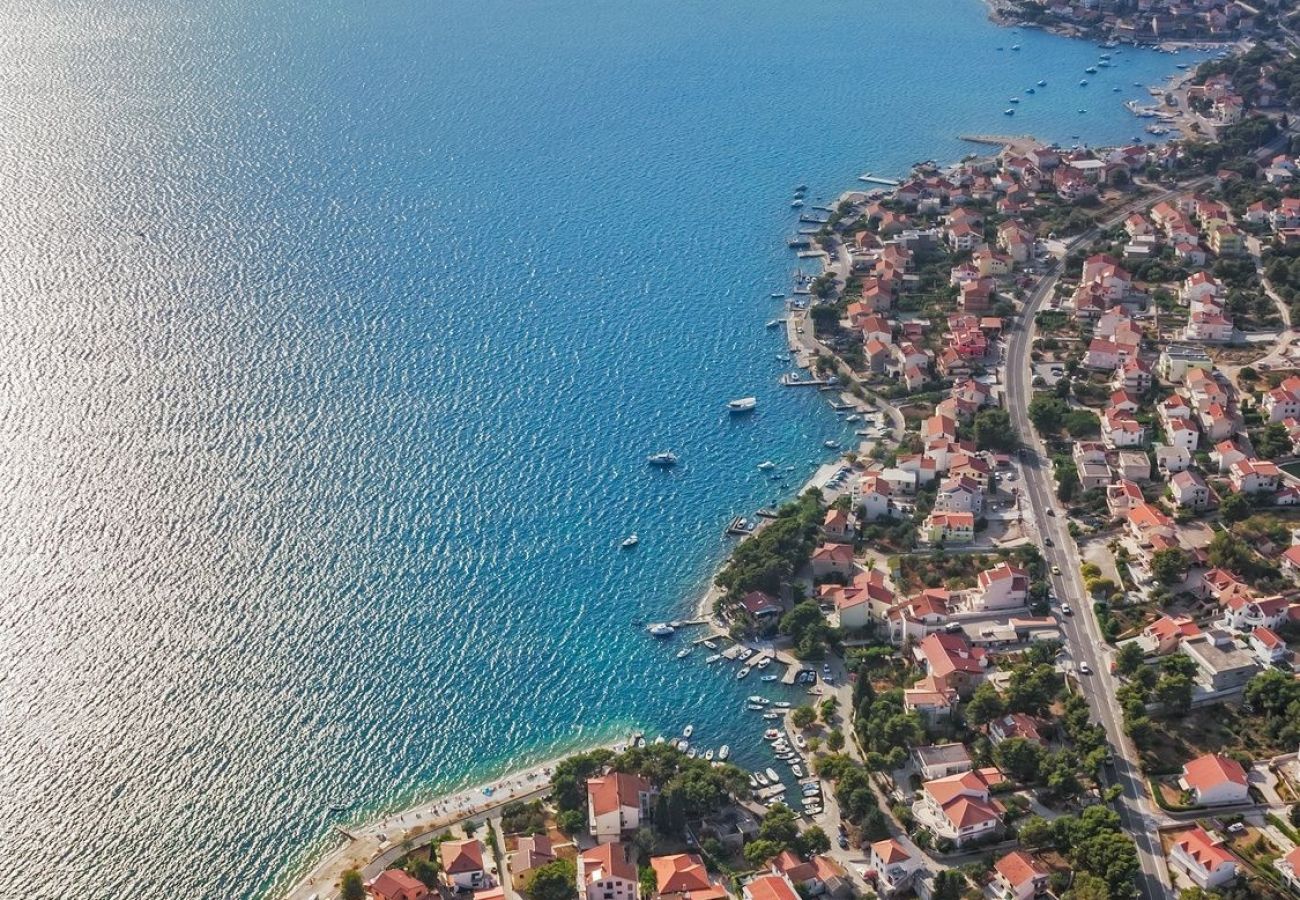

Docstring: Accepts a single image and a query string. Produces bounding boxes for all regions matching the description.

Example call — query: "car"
[1227,822,1246,835]
[945,621,965,633]
[1046,508,1055,516]
[1061,603,1073,615]
[1044,537,1053,547]
[1052,565,1062,575]
[837,835,849,849]
[1079,662,1092,675]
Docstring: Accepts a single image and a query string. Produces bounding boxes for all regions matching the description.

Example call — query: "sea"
[0,0,1208,896]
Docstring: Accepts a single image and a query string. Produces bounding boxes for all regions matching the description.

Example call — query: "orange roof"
[871,839,911,865]
[994,851,1046,888]
[652,854,715,895]
[1175,826,1236,872]
[588,772,652,818]
[744,873,800,900]
[1183,753,1248,793]
[441,838,485,875]
[370,869,430,900]
[581,842,638,885]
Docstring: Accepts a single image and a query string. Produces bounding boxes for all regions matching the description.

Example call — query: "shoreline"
[281,734,636,900]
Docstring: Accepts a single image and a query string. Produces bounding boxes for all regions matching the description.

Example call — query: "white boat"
[794,735,807,749]
[736,666,751,680]
[676,648,691,659]
[748,695,769,705]
[687,748,697,759]
[647,451,678,467]
[761,675,779,682]
[683,724,694,738]
[621,534,638,549]
[728,396,758,413]
[773,701,791,709]
[647,623,675,637]
[823,440,839,449]
[766,768,781,783]
[756,657,771,669]
[747,703,764,711]
[1004,109,1015,116]
[705,653,722,663]
[703,640,718,650]
[704,749,714,761]
[770,292,785,299]
[739,648,755,661]
[763,729,780,740]
[763,712,780,720]
[790,199,803,207]
[719,745,730,761]
[653,735,665,744]
[756,461,776,471]
[765,320,780,329]
[755,772,770,787]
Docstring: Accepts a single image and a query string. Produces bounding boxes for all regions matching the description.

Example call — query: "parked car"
[1061,603,1073,615]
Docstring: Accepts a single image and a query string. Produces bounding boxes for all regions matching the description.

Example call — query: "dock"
[780,373,831,387]
[725,516,755,536]
[856,173,901,186]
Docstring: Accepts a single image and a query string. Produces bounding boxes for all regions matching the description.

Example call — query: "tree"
[1028,393,1068,434]
[1115,641,1146,677]
[1064,872,1113,900]
[964,682,1005,726]
[758,804,801,847]
[1150,547,1189,585]
[1017,815,1054,849]
[1073,830,1139,898]
[1220,491,1252,523]
[1153,673,1193,716]
[994,737,1046,783]
[341,869,366,900]
[792,705,817,730]
[524,860,578,900]
[556,809,585,835]
[827,729,845,751]
[743,838,784,867]
[932,870,966,900]
[974,408,1017,451]
[799,825,831,856]
[407,857,440,889]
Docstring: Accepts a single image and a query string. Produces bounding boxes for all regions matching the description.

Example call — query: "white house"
[440,839,488,891]
[1170,826,1238,890]
[991,851,1048,900]
[587,772,655,839]
[1180,754,1250,806]
[578,843,640,900]
[973,563,1030,611]
[867,840,918,897]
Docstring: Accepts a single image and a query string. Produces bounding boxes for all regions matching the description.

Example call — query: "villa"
[914,767,1004,847]
[651,854,729,900]
[1180,753,1250,806]
[1169,826,1238,890]
[991,851,1048,900]
[577,842,639,900]
[369,869,431,900]
[440,838,488,891]
[866,839,918,897]
[588,772,656,839]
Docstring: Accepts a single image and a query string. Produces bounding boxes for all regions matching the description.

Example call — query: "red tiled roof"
[1182,754,1248,793]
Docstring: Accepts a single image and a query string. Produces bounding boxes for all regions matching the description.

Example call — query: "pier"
[856,173,901,186]
[780,373,831,387]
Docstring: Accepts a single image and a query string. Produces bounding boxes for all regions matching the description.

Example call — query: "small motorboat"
[763,712,780,720]
[704,749,715,761]
[1037,79,1047,86]
[676,648,691,659]
[794,734,807,749]
[757,460,776,471]
[647,623,674,637]
[1080,79,1089,86]
[1011,44,1020,50]
[653,735,665,744]
[687,748,697,759]
[1004,109,1015,116]
[765,320,780,329]
[761,674,779,682]
[748,695,769,705]
[763,729,780,740]
[766,768,781,783]
[756,657,771,669]
[736,666,752,680]
[1026,87,1036,94]
[739,648,755,661]
[755,771,770,787]
[749,773,759,788]
[719,745,730,761]
[774,701,791,709]
[823,440,839,449]
[647,451,678,467]
[683,724,694,738]
[747,703,764,711]
[790,199,804,208]
[706,654,722,664]
[1009,97,1020,104]
[770,292,785,299]
[621,534,638,549]
[703,640,718,650]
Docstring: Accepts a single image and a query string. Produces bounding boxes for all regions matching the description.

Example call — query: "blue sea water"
[0,0,1207,896]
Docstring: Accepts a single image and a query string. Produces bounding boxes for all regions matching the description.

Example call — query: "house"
[741,873,798,900]
[915,633,989,697]
[766,851,845,897]
[935,476,985,517]
[854,473,893,522]
[1277,845,1300,893]
[1181,754,1250,806]
[511,836,556,883]
[991,851,1049,900]
[1140,615,1201,656]
[973,562,1030,611]
[651,854,728,900]
[441,839,488,891]
[1102,409,1145,449]
[913,742,973,780]
[738,590,783,621]
[588,773,655,839]
[903,674,958,721]
[988,712,1044,747]
[1249,626,1288,665]
[915,768,1004,846]
[1169,470,1211,511]
[1219,595,1290,633]
[1169,826,1238,890]
[1264,376,1300,423]
[1181,631,1260,692]
[1155,444,1191,475]
[811,542,855,579]
[923,511,975,545]
[822,508,855,544]
[1282,544,1300,581]
[369,869,432,900]
[577,842,640,900]
[866,840,918,897]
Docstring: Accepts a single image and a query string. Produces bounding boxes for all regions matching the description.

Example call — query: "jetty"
[856,173,901,186]
[725,516,755,536]
[780,373,831,387]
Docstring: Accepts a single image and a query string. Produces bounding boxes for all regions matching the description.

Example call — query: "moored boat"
[728,396,758,413]
[647,451,678,467]
[621,534,638,549]
[647,623,674,637]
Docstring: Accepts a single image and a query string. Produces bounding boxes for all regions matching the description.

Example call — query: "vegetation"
[715,491,823,600]
[524,859,578,900]
[340,869,366,900]
[500,799,547,835]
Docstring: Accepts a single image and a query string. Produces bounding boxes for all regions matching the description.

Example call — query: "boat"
[1085,66,1097,74]
[756,657,771,669]
[621,534,639,549]
[739,648,755,661]
[1113,87,1121,92]
[704,749,714,761]
[770,292,785,299]
[823,440,840,449]
[647,451,678,467]
[728,397,758,413]
[746,703,764,711]
[1008,97,1020,103]
[1037,79,1047,86]
[748,695,769,705]
[774,701,791,709]
[736,666,752,680]
[765,320,780,329]
[683,724,694,738]
[749,774,759,788]
[757,460,776,471]
[1079,79,1088,86]
[676,648,691,659]
[1011,44,1020,50]
[703,640,718,650]
[763,729,780,740]
[775,354,790,362]
[763,712,780,720]
[1026,87,1036,94]
[328,801,353,812]
[677,739,688,751]
[647,623,675,637]
[766,768,781,783]
[654,735,666,744]
[790,199,804,208]
[795,183,807,192]
[761,674,779,682]
[1004,109,1015,116]
[754,771,769,787]
[706,654,722,663]
[719,745,730,761]
[1078,108,1087,113]
[687,748,697,759]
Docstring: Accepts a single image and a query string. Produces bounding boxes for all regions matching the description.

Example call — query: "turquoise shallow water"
[0,1,1205,896]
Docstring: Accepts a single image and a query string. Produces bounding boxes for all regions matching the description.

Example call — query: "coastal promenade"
[283,738,630,900]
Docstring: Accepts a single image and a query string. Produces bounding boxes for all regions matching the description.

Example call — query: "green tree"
[1115,641,1146,677]
[973,408,1018,451]
[341,869,366,900]
[524,860,578,900]
[556,809,585,835]
[1064,872,1113,900]
[1028,393,1068,435]
[406,857,440,889]
[932,870,966,900]
[827,729,845,751]
[994,737,1046,783]
[964,682,1005,726]
[1220,491,1252,523]
[1017,815,1054,849]
[1151,547,1189,585]
[1153,673,1193,716]
[743,838,784,867]
[792,705,817,730]
[798,825,831,856]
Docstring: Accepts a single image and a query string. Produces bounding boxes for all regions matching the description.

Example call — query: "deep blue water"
[0,1,1206,896]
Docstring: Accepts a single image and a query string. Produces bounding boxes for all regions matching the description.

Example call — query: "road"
[1002,184,1204,900]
